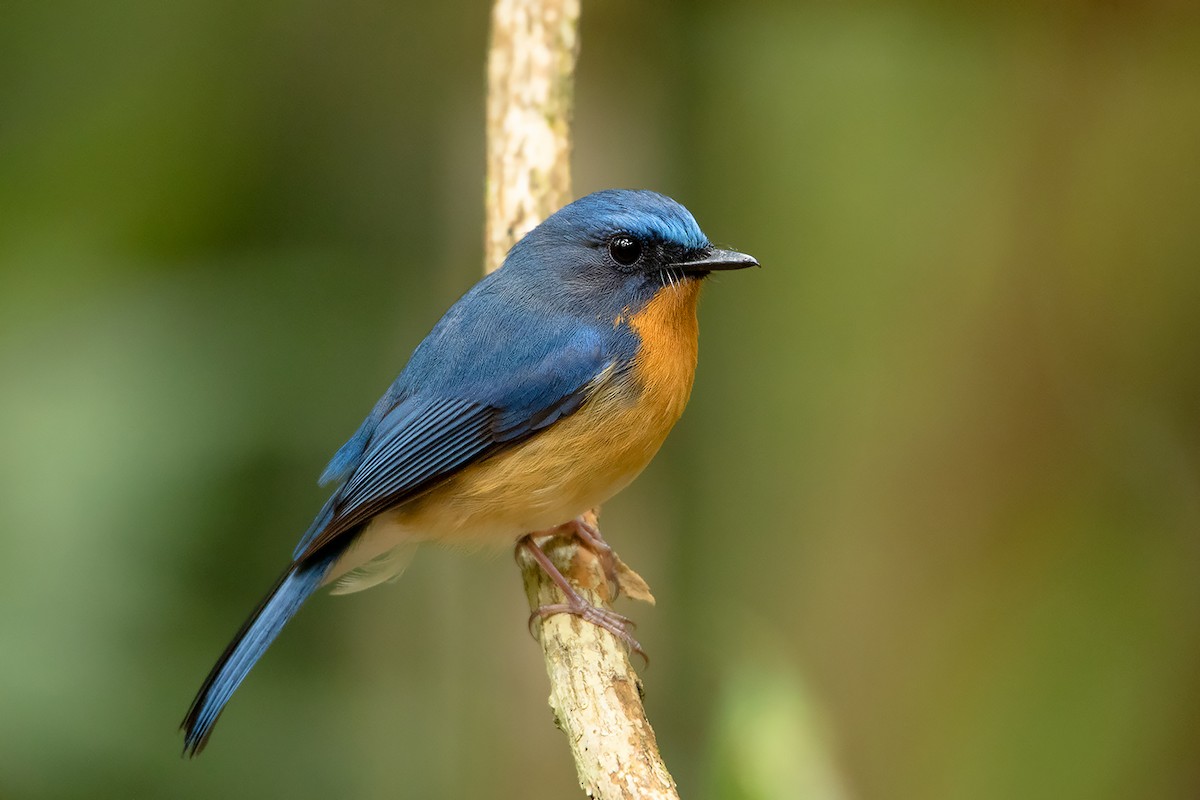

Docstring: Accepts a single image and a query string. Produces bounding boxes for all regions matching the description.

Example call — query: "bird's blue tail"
[181,553,337,756]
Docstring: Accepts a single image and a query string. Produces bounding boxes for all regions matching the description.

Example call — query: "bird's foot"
[528,601,644,660]
[518,534,647,663]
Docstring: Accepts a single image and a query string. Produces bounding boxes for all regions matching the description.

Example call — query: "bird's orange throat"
[627,279,702,426]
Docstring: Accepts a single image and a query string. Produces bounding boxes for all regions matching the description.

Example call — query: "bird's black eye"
[608,235,643,267]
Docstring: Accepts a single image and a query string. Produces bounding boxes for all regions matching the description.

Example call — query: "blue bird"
[181,189,756,755]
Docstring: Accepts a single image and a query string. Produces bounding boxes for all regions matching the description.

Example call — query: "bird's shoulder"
[399,273,639,406]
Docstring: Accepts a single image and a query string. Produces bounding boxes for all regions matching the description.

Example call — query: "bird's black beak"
[671,248,759,275]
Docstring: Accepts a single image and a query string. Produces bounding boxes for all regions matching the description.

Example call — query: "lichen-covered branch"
[484,2,680,798]
[484,0,579,273]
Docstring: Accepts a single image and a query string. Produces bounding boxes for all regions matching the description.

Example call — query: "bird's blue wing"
[293,321,620,561]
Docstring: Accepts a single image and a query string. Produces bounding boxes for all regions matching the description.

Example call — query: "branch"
[484,0,578,274]
[484,2,680,798]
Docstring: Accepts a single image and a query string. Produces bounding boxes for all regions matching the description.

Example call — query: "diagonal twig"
[484,2,680,797]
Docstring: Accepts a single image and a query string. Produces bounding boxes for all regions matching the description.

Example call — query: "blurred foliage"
[2,0,1199,798]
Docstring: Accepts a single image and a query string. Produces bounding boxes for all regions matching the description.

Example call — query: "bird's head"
[502,189,757,315]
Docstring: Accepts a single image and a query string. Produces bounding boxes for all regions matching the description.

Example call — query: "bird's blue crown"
[542,189,710,250]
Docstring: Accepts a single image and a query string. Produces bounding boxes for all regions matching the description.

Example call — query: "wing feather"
[296,370,610,561]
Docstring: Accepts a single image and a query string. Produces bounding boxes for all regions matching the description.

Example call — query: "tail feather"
[181,552,337,756]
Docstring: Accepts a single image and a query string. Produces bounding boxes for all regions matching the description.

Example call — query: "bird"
[181,188,757,755]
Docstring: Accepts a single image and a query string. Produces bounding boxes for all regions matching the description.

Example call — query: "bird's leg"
[534,515,622,601]
[517,534,645,660]
[567,515,623,601]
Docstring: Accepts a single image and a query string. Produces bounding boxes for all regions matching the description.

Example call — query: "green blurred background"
[2,1,1199,798]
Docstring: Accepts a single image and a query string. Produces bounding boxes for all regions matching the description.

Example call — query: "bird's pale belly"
[330,280,701,580]
[397,380,682,540]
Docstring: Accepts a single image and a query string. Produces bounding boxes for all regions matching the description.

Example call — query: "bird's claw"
[528,601,646,663]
